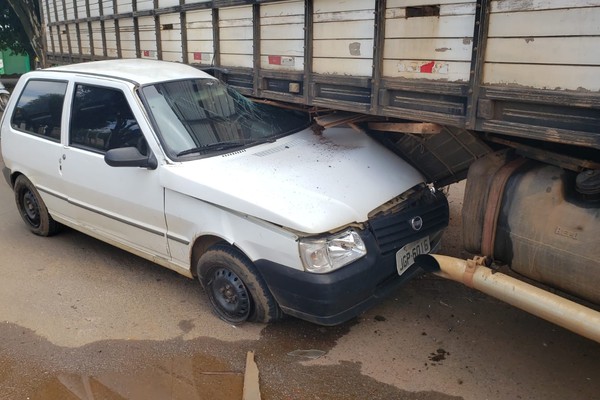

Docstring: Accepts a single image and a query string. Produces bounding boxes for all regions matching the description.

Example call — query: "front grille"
[368,188,449,256]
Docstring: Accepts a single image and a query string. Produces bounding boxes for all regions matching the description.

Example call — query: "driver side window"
[70,85,147,154]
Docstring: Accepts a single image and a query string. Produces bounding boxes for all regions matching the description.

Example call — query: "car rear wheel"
[197,244,282,324]
[14,175,60,236]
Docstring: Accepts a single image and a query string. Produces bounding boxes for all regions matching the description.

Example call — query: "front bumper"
[255,228,445,326]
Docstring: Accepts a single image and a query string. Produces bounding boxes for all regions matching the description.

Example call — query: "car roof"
[46,59,213,85]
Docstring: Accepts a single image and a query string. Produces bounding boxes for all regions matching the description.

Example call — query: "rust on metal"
[481,157,527,257]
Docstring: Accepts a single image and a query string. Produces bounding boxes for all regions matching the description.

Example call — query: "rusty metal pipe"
[417,254,600,343]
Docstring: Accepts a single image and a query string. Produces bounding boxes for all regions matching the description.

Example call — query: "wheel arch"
[190,234,255,278]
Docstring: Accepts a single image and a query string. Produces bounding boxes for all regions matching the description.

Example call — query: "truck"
[37,0,600,340]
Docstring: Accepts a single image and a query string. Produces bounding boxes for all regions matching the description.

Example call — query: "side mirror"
[104,147,158,170]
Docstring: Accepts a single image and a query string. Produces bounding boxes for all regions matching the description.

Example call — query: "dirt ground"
[0,131,598,399]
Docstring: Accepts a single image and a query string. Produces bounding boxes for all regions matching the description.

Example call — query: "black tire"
[14,175,60,236]
[197,244,282,324]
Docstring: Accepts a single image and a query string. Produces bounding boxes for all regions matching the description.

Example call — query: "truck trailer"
[39,0,600,340]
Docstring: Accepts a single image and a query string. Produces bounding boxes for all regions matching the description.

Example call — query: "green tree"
[0,0,44,68]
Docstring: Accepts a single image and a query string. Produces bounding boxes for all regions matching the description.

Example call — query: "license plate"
[396,236,430,276]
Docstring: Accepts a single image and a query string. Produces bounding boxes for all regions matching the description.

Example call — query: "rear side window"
[70,84,145,154]
[11,79,68,141]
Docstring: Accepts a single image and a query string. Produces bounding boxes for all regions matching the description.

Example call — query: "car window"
[11,79,68,142]
[70,84,147,155]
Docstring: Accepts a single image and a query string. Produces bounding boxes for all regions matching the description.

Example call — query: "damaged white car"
[1,59,448,325]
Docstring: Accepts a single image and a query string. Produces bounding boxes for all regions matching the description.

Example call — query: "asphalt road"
[0,122,598,399]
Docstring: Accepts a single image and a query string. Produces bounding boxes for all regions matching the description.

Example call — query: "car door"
[3,77,73,218]
[60,78,170,259]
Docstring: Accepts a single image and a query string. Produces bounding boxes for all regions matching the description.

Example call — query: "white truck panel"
[91,21,103,56]
[484,0,600,90]
[118,19,135,58]
[137,0,154,12]
[116,0,132,14]
[80,24,92,55]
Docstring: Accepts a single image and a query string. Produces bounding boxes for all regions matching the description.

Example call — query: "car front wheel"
[197,244,282,324]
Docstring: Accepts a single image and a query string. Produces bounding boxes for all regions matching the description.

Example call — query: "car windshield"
[140,79,310,159]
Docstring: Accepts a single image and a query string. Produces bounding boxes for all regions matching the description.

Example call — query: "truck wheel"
[14,175,60,236]
[197,244,282,324]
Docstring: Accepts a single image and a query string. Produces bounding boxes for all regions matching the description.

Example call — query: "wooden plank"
[385,15,475,39]
[483,63,600,91]
[260,0,304,17]
[262,39,304,56]
[388,0,474,7]
[260,56,304,71]
[101,0,113,15]
[486,37,600,66]
[313,58,372,75]
[187,28,213,41]
[220,26,253,40]
[313,39,374,59]
[137,0,154,12]
[261,24,304,40]
[488,8,600,37]
[78,24,92,55]
[242,351,261,400]
[314,0,375,13]
[116,0,131,13]
[491,0,600,12]
[440,3,477,16]
[313,10,375,23]
[159,0,179,7]
[383,38,473,62]
[382,59,471,81]
[219,5,253,21]
[221,53,254,68]
[313,20,375,40]
[261,15,305,26]
[220,39,253,55]
[385,14,475,39]
[314,112,371,128]
[89,1,100,17]
[187,9,212,23]
[369,122,444,134]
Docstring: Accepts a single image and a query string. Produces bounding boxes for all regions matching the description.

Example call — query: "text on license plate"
[396,236,430,276]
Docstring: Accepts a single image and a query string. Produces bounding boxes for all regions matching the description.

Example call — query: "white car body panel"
[160,127,424,235]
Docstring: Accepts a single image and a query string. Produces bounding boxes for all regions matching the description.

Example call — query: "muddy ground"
[0,134,598,399]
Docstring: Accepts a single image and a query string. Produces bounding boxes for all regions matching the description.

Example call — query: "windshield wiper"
[177,138,278,157]
[177,141,246,157]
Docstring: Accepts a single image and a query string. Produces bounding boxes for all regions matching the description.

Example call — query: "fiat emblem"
[410,216,423,231]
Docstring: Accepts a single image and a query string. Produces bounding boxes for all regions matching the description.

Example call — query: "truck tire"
[197,244,282,324]
[14,175,60,236]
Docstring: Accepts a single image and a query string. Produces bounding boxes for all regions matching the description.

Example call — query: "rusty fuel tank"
[463,151,600,305]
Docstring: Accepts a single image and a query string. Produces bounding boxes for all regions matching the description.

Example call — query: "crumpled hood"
[160,127,424,234]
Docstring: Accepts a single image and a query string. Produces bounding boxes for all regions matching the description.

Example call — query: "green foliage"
[0,0,33,56]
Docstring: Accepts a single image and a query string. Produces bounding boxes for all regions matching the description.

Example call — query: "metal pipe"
[416,254,600,343]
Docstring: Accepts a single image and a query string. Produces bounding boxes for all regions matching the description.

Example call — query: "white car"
[1,59,448,325]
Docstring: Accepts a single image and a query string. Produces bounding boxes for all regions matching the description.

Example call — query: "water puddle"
[0,319,461,400]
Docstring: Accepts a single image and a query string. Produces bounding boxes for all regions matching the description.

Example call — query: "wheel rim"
[21,189,41,228]
[208,267,250,322]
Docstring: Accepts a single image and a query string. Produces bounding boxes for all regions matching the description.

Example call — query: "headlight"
[299,229,367,273]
